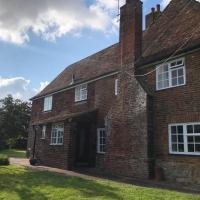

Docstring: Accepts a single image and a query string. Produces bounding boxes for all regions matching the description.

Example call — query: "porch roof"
[31,109,98,126]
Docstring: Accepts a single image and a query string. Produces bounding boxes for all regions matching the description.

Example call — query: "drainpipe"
[32,125,38,159]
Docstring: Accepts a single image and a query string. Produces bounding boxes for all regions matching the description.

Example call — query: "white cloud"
[0,77,48,101]
[0,0,124,44]
[161,0,171,8]
[0,77,30,100]
[34,81,49,93]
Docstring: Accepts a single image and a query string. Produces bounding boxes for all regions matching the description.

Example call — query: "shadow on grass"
[0,149,26,158]
[0,166,121,200]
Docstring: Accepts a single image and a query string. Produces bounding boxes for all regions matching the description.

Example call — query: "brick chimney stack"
[120,0,143,66]
[145,4,161,29]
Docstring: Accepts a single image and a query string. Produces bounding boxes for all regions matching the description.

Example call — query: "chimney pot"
[156,4,161,12]
[151,7,155,13]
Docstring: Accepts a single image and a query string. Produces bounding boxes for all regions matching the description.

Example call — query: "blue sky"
[0,0,170,100]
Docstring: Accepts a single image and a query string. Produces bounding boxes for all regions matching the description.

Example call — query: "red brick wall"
[29,74,118,170]
[104,68,151,179]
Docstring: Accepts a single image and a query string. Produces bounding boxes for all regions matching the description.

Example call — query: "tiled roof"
[137,0,200,66]
[32,43,120,99]
[31,109,97,125]
[32,0,200,100]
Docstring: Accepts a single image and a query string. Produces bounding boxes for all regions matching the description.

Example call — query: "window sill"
[156,83,186,92]
[75,100,87,105]
[40,138,45,140]
[97,152,105,155]
[43,110,52,113]
[169,152,200,156]
[50,144,63,146]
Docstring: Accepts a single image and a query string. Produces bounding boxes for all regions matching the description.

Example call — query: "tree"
[0,95,31,149]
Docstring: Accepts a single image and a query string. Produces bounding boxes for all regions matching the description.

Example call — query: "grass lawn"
[0,149,26,158]
[0,166,199,200]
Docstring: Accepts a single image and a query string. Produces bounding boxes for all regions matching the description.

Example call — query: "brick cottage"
[28,0,200,185]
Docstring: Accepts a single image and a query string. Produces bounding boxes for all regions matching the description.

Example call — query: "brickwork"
[29,74,118,170]
[105,71,151,178]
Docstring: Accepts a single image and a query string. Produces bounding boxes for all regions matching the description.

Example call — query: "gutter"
[30,70,119,101]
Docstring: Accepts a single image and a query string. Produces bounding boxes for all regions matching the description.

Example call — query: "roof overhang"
[31,109,98,126]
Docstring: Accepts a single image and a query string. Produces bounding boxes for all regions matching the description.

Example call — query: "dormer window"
[156,58,186,90]
[43,96,53,111]
[75,84,87,102]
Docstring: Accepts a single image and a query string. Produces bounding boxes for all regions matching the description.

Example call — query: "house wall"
[102,0,152,179]
[29,74,118,170]
[102,66,151,179]
[136,50,200,185]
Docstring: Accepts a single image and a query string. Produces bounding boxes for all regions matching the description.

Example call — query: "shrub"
[0,155,9,165]
[29,158,37,166]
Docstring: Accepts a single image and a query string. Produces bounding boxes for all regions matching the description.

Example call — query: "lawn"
[0,166,199,200]
[0,149,26,158]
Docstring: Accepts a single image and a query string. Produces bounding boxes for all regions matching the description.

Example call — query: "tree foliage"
[0,95,31,149]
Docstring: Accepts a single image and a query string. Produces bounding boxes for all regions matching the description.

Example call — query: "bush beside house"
[0,155,9,165]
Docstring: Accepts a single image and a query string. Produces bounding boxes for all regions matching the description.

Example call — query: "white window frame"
[97,128,106,154]
[169,122,200,155]
[156,58,186,91]
[115,79,119,96]
[43,96,53,112]
[41,125,46,139]
[75,84,88,102]
[50,123,64,145]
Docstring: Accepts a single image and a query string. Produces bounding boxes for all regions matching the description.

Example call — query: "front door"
[75,129,89,165]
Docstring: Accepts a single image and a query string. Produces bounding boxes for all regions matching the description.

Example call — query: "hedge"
[0,155,9,165]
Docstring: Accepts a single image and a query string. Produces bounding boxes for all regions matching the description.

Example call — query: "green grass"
[0,166,199,200]
[0,149,26,158]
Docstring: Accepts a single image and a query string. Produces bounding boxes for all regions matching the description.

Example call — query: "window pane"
[178,68,183,76]
[98,129,106,153]
[172,144,177,152]
[177,60,183,66]
[178,77,184,85]
[188,144,195,152]
[195,144,200,152]
[163,72,169,79]
[178,135,183,143]
[194,125,200,133]
[163,64,168,72]
[188,136,194,142]
[164,80,169,88]
[178,144,184,152]
[172,135,177,142]
[157,81,163,89]
[171,62,176,67]
[171,126,177,134]
[172,70,177,78]
[172,78,177,86]
[158,74,162,82]
[177,126,183,134]
[44,96,52,111]
[187,125,193,134]
[195,136,200,143]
